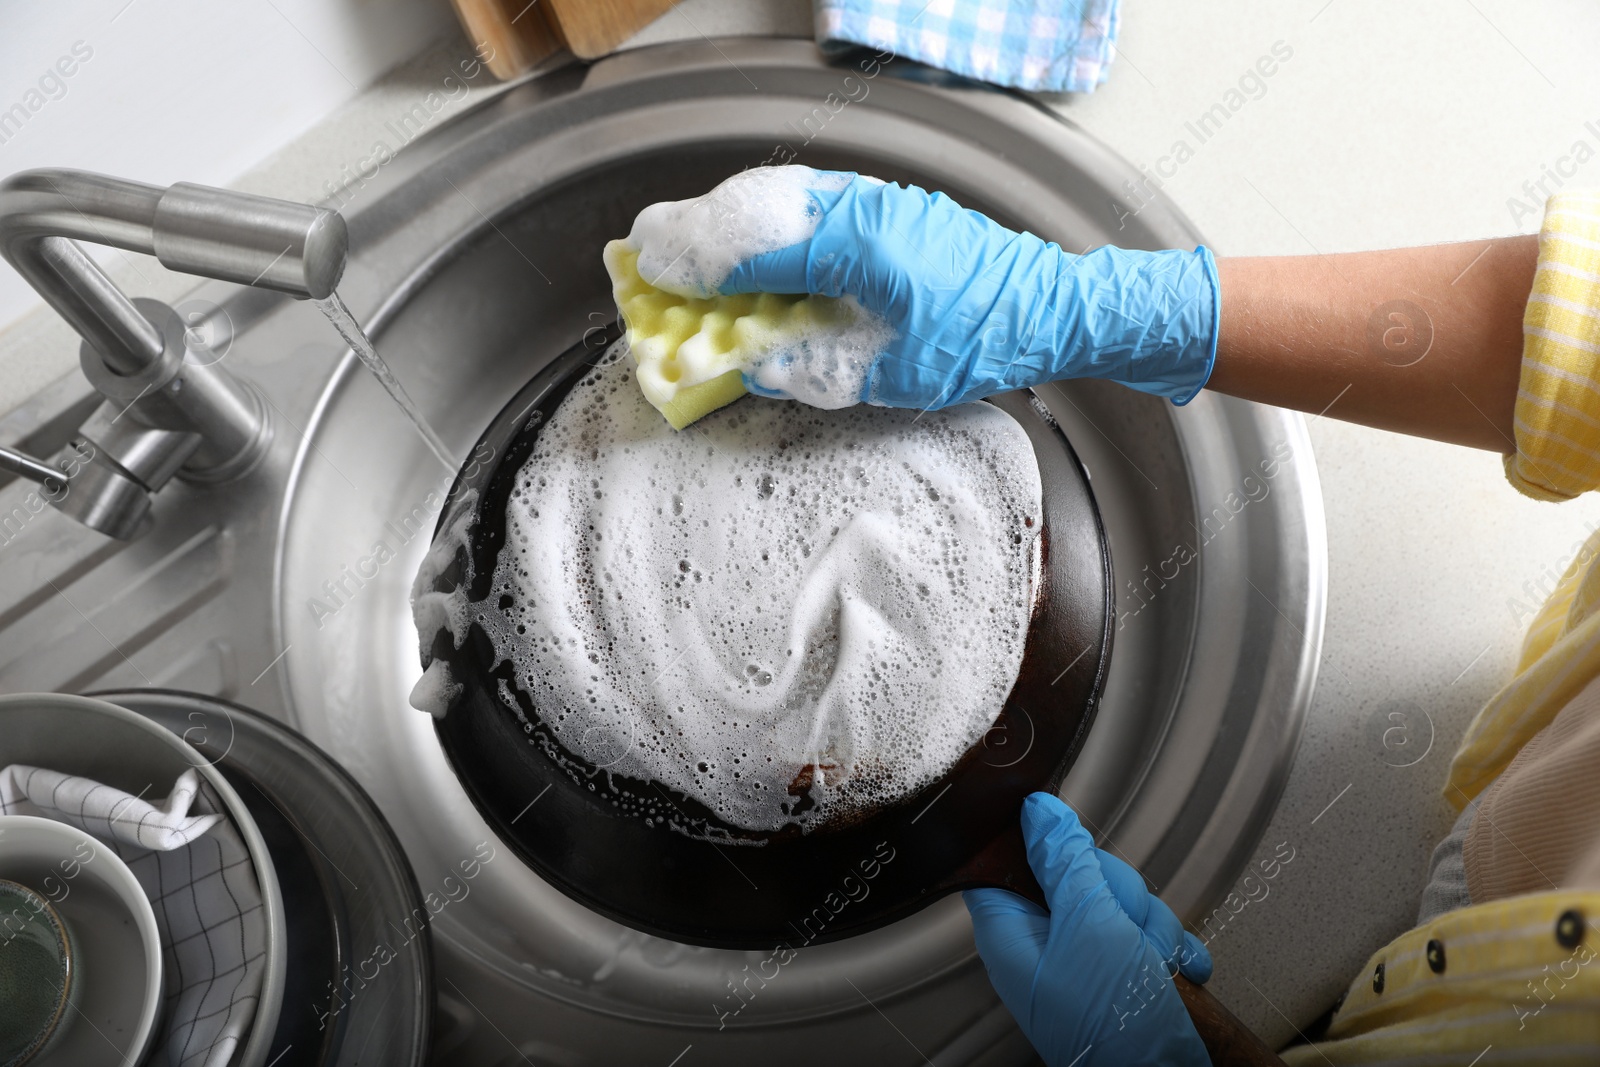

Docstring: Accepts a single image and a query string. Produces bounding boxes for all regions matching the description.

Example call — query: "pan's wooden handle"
[1174,975,1286,1066]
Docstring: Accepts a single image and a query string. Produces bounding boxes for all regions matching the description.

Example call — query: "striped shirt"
[1281,195,1600,1063]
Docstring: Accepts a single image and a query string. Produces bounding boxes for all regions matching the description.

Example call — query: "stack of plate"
[0,692,431,1067]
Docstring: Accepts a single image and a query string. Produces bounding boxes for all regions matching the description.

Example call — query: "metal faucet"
[0,169,347,539]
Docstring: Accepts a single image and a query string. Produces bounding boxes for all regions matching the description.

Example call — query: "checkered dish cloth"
[0,765,267,1067]
[815,0,1121,93]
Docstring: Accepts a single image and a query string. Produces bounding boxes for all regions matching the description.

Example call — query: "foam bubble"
[410,487,479,657]
[410,659,461,719]
[455,343,1043,832]
[742,309,895,409]
[617,166,895,413]
[628,165,851,299]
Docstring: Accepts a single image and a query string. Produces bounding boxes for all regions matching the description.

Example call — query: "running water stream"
[315,291,458,471]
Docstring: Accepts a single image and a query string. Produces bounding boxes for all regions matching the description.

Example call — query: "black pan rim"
[422,324,1113,948]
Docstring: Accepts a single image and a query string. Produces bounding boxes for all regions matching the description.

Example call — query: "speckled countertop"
[1047,1,1600,1045]
[6,0,1600,1050]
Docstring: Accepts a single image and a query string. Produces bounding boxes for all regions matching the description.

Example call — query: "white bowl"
[0,693,285,1067]
[0,816,161,1067]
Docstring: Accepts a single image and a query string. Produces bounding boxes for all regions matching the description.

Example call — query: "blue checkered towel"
[815,0,1121,93]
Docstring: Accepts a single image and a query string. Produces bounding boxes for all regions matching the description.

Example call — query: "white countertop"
[1047,0,1600,1045]
[7,0,1600,1050]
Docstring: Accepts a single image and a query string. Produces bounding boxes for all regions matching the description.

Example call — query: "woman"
[649,166,1600,1064]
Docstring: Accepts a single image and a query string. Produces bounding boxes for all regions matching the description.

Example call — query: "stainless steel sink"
[0,39,1325,1064]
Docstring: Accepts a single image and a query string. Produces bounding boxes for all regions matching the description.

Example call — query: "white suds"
[741,310,895,410]
[627,165,852,299]
[410,488,480,717]
[452,342,1042,832]
[410,659,461,719]
[410,487,479,661]
[617,165,895,410]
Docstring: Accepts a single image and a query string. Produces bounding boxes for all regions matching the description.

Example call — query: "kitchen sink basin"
[0,38,1324,1065]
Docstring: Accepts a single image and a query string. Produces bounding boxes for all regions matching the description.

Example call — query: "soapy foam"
[457,341,1042,832]
[742,319,893,410]
[606,244,894,422]
[628,166,852,298]
[410,658,462,719]
[408,487,481,717]
[616,165,895,416]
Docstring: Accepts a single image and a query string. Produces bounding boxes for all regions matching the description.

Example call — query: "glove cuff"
[1169,245,1221,406]
[1042,243,1222,405]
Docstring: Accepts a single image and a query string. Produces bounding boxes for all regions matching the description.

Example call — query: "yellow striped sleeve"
[1445,545,1600,805]
[1280,891,1600,1066]
[1506,193,1600,500]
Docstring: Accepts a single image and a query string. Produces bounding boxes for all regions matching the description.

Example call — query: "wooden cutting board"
[546,0,681,58]
[450,0,681,79]
[450,0,562,79]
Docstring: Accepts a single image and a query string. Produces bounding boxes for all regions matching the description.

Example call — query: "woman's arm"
[1209,237,1538,452]
[658,166,1541,452]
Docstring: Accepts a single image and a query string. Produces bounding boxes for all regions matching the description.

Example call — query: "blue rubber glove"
[721,169,1221,410]
[963,793,1213,1067]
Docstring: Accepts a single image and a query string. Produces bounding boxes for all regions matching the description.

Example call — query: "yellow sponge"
[602,240,858,430]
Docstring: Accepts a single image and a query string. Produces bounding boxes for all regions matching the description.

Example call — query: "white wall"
[0,0,457,334]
